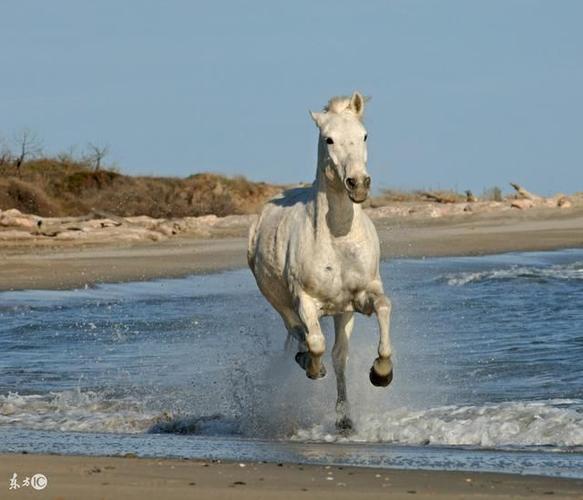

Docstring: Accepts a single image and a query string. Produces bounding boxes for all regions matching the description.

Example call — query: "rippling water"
[1,249,582,477]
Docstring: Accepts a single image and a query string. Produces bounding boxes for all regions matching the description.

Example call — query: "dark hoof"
[306,364,326,379]
[369,367,393,387]
[336,416,354,436]
[295,352,326,379]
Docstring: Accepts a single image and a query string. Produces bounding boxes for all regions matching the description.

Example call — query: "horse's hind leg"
[278,308,321,378]
[278,309,304,353]
[333,312,354,433]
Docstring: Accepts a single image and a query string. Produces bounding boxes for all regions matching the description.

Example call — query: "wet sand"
[2,210,583,498]
[1,454,582,500]
[1,208,583,291]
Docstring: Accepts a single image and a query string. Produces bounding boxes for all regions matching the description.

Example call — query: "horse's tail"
[247,215,259,273]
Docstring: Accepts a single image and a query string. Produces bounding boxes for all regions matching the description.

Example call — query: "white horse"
[248,92,393,431]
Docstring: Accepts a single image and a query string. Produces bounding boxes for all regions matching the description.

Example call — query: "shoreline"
[1,453,582,499]
[1,208,583,291]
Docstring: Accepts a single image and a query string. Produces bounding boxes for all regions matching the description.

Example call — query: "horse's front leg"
[333,312,354,433]
[369,293,394,387]
[294,292,326,379]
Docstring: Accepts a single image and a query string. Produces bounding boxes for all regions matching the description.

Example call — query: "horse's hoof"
[306,363,326,380]
[336,416,354,435]
[295,352,326,379]
[369,367,393,387]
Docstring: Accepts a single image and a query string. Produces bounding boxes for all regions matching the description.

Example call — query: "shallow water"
[1,249,582,477]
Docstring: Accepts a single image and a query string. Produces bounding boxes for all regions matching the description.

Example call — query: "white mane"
[323,95,370,119]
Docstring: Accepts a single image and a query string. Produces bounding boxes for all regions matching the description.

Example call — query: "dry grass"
[0,159,282,217]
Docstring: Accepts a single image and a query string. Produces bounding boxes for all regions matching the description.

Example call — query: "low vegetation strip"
[0,160,282,218]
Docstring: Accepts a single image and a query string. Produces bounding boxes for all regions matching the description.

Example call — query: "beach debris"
[511,199,534,210]
[465,190,478,202]
[0,208,40,229]
[420,191,458,203]
[510,182,541,201]
[1,188,581,247]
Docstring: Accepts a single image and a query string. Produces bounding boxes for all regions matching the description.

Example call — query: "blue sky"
[1,1,582,195]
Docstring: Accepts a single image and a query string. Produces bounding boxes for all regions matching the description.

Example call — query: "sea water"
[0,249,582,477]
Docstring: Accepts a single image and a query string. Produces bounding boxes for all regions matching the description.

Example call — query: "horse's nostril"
[346,177,357,189]
[364,176,371,188]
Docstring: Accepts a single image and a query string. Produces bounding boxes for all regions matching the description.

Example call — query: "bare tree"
[87,143,109,171]
[13,129,42,177]
[56,145,80,164]
[0,136,11,168]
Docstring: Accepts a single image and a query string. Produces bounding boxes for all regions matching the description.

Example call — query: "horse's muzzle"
[345,175,371,203]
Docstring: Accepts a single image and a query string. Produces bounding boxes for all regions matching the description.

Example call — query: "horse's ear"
[350,92,365,118]
[309,111,324,128]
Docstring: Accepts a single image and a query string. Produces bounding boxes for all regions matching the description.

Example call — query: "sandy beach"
[2,453,582,499]
[1,206,583,291]
[2,206,583,499]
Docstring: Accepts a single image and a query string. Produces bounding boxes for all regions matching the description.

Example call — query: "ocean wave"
[0,390,239,436]
[3,390,583,451]
[0,390,158,433]
[443,262,583,286]
[292,400,583,449]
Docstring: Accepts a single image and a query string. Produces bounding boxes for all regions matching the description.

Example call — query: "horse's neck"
[312,162,357,239]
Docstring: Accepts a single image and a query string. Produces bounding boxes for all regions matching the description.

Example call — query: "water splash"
[292,400,583,450]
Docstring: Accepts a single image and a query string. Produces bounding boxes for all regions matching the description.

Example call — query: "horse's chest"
[301,241,375,310]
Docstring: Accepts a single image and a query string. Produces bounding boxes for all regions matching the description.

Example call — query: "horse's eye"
[364,134,368,142]
[326,137,334,145]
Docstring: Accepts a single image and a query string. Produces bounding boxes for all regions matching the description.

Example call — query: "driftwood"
[36,211,123,236]
[510,199,534,210]
[90,209,126,225]
[420,192,457,204]
[510,182,541,200]
[40,214,95,224]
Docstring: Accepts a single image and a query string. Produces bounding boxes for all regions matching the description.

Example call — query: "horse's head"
[310,92,370,203]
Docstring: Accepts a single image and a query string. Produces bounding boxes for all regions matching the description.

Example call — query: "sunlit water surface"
[1,249,582,477]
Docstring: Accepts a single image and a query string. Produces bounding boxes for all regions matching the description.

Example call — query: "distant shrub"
[0,156,282,217]
[61,170,119,194]
[0,178,60,215]
[482,186,503,202]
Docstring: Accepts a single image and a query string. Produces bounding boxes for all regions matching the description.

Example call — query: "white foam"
[444,262,583,286]
[292,400,583,449]
[0,390,159,433]
[3,391,582,451]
